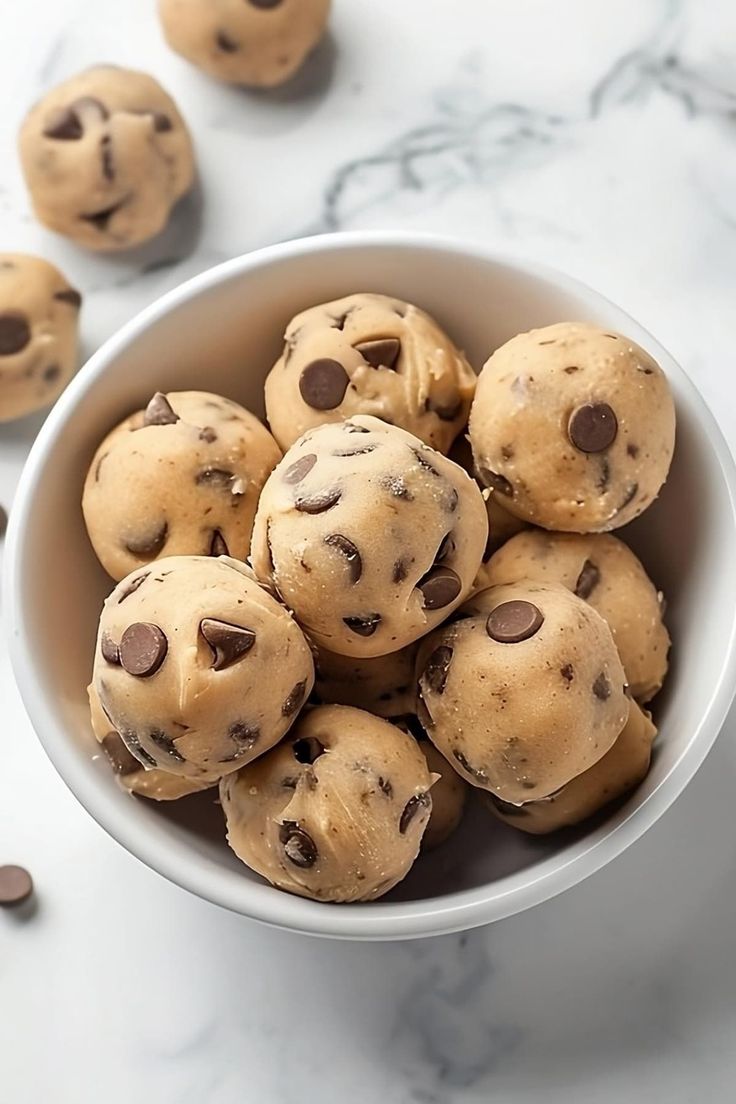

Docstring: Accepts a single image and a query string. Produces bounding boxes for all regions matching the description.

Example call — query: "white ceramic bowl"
[6,232,736,940]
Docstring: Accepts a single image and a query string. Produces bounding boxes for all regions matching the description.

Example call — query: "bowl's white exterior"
[5,232,736,940]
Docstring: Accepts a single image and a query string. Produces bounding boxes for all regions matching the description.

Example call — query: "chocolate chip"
[249,0,284,7]
[627,443,640,458]
[399,792,431,834]
[446,487,459,513]
[279,821,318,867]
[227,722,259,756]
[618,483,639,511]
[144,392,179,426]
[416,694,434,730]
[124,521,168,557]
[54,287,82,308]
[119,727,158,768]
[597,457,610,492]
[324,533,362,583]
[199,426,217,443]
[418,566,461,610]
[453,749,489,783]
[101,732,140,777]
[43,106,83,140]
[116,572,149,603]
[0,504,7,537]
[284,453,317,484]
[294,488,341,514]
[486,600,544,643]
[568,402,618,453]
[479,467,513,497]
[436,532,455,562]
[423,645,453,694]
[80,199,127,232]
[196,468,234,489]
[100,633,120,665]
[119,622,168,677]
[43,364,60,383]
[299,359,350,410]
[501,444,515,460]
[330,309,352,330]
[354,337,401,370]
[216,29,239,51]
[563,365,579,373]
[0,866,34,907]
[209,529,229,556]
[283,680,308,717]
[151,112,172,132]
[100,134,114,180]
[575,560,600,600]
[149,729,185,764]
[392,558,409,584]
[0,312,31,356]
[560,663,574,682]
[428,396,463,422]
[94,452,108,482]
[344,423,370,433]
[293,736,324,763]
[343,613,381,636]
[333,444,378,457]
[200,618,256,671]
[412,448,440,477]
[593,673,611,700]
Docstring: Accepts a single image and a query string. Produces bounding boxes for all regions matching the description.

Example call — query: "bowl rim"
[6,229,736,940]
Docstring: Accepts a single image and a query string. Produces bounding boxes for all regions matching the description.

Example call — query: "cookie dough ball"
[314,642,418,718]
[417,738,467,850]
[250,416,488,657]
[482,530,669,702]
[417,582,629,803]
[0,254,80,421]
[88,683,211,800]
[93,556,314,781]
[220,705,434,902]
[19,66,195,251]
[264,293,476,454]
[488,701,656,834]
[159,0,331,88]
[469,322,676,532]
[83,390,281,581]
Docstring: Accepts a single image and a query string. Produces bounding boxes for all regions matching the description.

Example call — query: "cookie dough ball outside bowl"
[19,66,195,251]
[220,705,435,902]
[250,416,488,658]
[469,322,676,532]
[265,293,476,453]
[83,390,281,581]
[159,0,331,88]
[92,556,314,782]
[0,254,80,421]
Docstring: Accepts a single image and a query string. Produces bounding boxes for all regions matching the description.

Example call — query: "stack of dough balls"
[82,302,675,904]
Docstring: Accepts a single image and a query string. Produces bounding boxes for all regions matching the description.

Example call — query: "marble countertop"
[3,1,736,1100]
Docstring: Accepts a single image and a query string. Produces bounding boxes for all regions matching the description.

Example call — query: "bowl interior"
[10,237,736,937]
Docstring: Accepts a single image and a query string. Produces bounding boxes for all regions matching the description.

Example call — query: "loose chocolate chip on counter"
[124,521,168,557]
[216,29,240,51]
[560,663,575,683]
[200,618,256,671]
[101,731,141,776]
[100,633,121,665]
[575,559,600,600]
[100,134,115,180]
[209,529,229,556]
[593,673,611,700]
[486,600,544,643]
[568,402,618,453]
[196,468,234,490]
[324,533,362,583]
[0,312,31,356]
[399,792,431,835]
[0,866,34,908]
[354,337,401,370]
[144,392,179,426]
[343,613,381,637]
[299,359,350,410]
[279,821,318,868]
[293,736,325,763]
[423,645,453,694]
[283,453,318,484]
[479,467,514,497]
[283,680,308,717]
[54,287,82,308]
[119,622,168,677]
[116,572,149,603]
[149,729,185,764]
[199,426,218,443]
[294,488,341,514]
[418,566,461,610]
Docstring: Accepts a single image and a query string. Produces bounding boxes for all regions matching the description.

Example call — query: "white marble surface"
[2,0,736,1099]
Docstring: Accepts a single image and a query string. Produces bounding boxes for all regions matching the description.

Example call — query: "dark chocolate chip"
[563,365,579,373]
[283,680,308,717]
[294,488,341,514]
[500,444,515,461]
[354,337,401,370]
[593,673,611,701]
[627,443,640,458]
[43,106,83,140]
[423,645,453,694]
[568,402,618,453]
[392,558,409,584]
[216,29,239,51]
[293,736,324,764]
[299,359,349,410]
[399,792,431,834]
[0,312,31,356]
[100,134,114,180]
[249,0,285,7]
[80,199,127,232]
[116,572,149,603]
[144,392,179,426]
[560,663,574,683]
[479,467,513,497]
[119,622,168,677]
[283,453,317,484]
[151,112,172,132]
[227,722,260,755]
[100,633,120,665]
[199,426,217,443]
[54,287,82,308]
[343,422,370,433]
[436,532,455,562]
[486,600,544,643]
[446,487,459,513]
[378,776,393,797]
[0,866,34,907]
[209,529,229,556]
[196,468,234,489]
[324,533,362,583]
[280,822,318,868]
[418,566,461,610]
[94,452,108,482]
[333,444,378,457]
[575,559,600,600]
[119,726,158,768]
[412,448,440,477]
[343,613,381,636]
[488,793,529,818]
[149,729,185,764]
[43,364,60,383]
[200,618,256,671]
[597,457,611,492]
[101,731,141,777]
[453,749,489,783]
[428,396,463,422]
[281,776,299,790]
[124,521,168,557]
[618,483,639,511]
[416,694,434,731]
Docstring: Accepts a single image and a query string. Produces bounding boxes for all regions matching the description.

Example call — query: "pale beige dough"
[314,642,418,718]
[0,254,80,421]
[418,739,467,850]
[250,416,488,658]
[481,530,669,702]
[264,293,476,453]
[19,66,194,251]
[82,390,281,581]
[92,555,314,781]
[220,705,434,902]
[159,0,331,88]
[469,322,676,532]
[417,581,629,803]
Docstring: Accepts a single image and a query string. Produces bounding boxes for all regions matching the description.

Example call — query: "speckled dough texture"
[482,530,669,702]
[19,66,194,251]
[220,705,434,902]
[469,322,676,532]
[264,293,477,453]
[83,390,281,581]
[92,556,314,781]
[158,0,331,88]
[314,642,418,718]
[250,415,488,657]
[0,254,80,420]
[417,581,629,802]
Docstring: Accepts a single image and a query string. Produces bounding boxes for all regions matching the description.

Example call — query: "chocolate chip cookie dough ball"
[159,0,331,88]
[250,416,488,657]
[220,705,434,902]
[469,322,676,532]
[264,293,476,453]
[19,66,194,251]
[313,642,418,718]
[417,582,629,803]
[482,530,669,702]
[83,390,280,581]
[0,254,80,421]
[417,739,467,850]
[92,556,314,781]
[488,701,656,834]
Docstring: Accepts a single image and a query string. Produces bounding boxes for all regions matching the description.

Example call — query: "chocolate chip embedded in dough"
[42,106,83,140]
[209,529,229,557]
[399,792,431,835]
[144,392,179,426]
[149,729,186,764]
[423,645,453,694]
[479,467,513,497]
[199,426,217,443]
[196,468,234,489]
[354,337,401,370]
[0,312,31,356]
[568,402,618,453]
[279,821,318,868]
[574,559,600,600]
[200,618,256,671]
[216,29,240,51]
[119,622,168,677]
[299,359,350,410]
[100,632,121,665]
[343,613,381,637]
[282,679,308,717]
[560,663,574,683]
[249,0,285,8]
[592,672,611,701]
[486,600,544,644]
[101,731,141,777]
[54,287,82,308]
[294,488,341,514]
[283,453,317,484]
[124,520,168,557]
[116,572,150,603]
[324,533,362,583]
[417,566,461,610]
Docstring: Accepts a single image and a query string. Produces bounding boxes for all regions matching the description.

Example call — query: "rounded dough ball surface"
[83,390,281,581]
[0,254,80,421]
[264,293,476,453]
[220,704,434,902]
[314,642,418,718]
[250,416,488,657]
[92,556,314,781]
[417,738,467,850]
[482,530,669,702]
[417,581,629,803]
[159,0,331,88]
[469,322,675,532]
[19,66,195,251]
